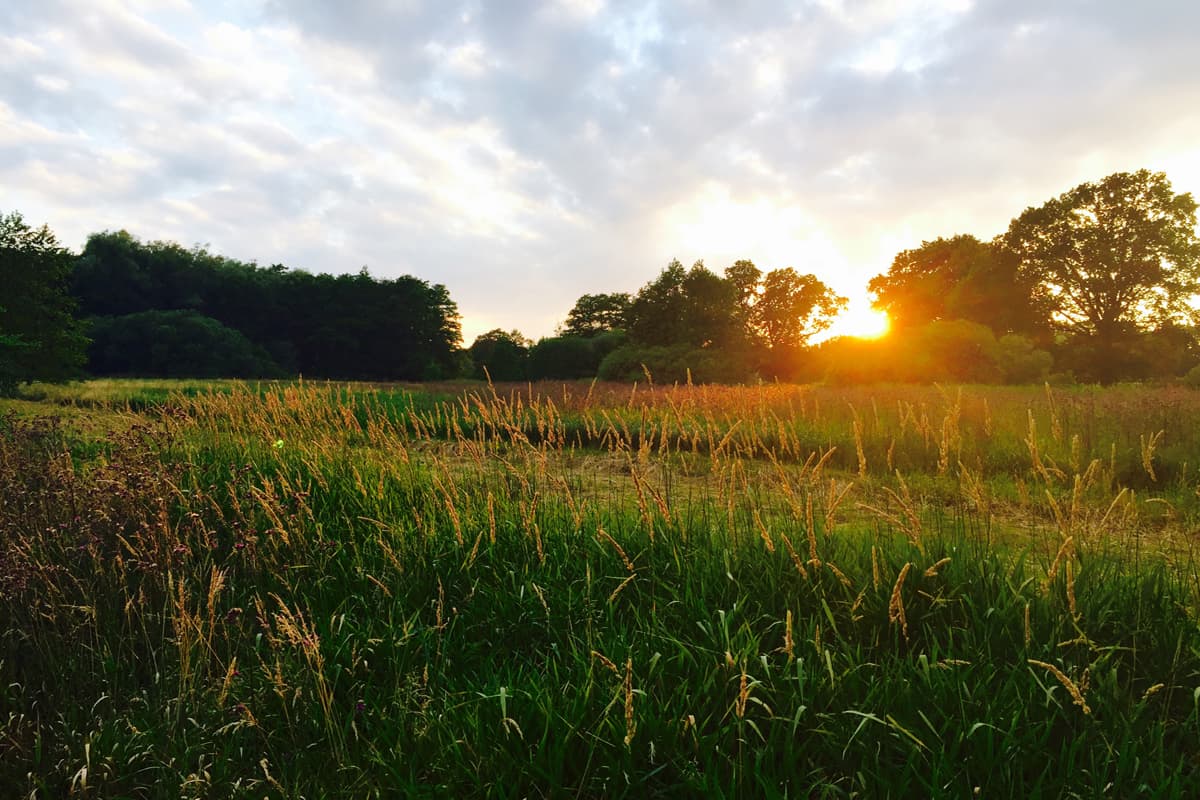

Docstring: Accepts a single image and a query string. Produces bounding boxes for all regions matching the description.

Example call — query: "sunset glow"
[822,299,891,341]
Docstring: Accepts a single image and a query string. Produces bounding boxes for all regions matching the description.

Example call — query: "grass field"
[3,379,1200,797]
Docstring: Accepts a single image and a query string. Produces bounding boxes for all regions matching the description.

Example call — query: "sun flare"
[824,300,890,341]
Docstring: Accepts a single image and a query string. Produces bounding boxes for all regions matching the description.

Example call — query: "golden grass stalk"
[826,561,853,589]
[806,493,820,566]
[824,478,854,540]
[780,610,795,661]
[1045,536,1075,590]
[752,510,776,553]
[852,413,867,478]
[624,658,636,747]
[1141,683,1165,702]
[923,558,951,578]
[888,562,912,641]
[1065,558,1078,618]
[1141,430,1163,482]
[608,574,636,605]
[1044,383,1063,444]
[778,532,810,580]
[597,526,635,573]
[1028,659,1091,714]
[487,492,497,545]
[531,582,550,618]
[217,656,238,709]
[590,650,619,675]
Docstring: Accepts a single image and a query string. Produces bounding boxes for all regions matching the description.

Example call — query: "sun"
[822,299,890,341]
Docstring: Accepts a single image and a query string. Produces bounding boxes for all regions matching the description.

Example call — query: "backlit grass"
[3,380,1200,797]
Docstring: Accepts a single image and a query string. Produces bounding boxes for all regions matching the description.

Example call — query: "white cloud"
[1,0,1198,344]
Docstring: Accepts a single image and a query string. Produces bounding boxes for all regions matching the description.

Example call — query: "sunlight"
[658,182,846,271]
[821,298,890,341]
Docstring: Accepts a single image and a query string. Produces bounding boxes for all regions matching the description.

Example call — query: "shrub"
[995,333,1053,384]
[87,310,283,378]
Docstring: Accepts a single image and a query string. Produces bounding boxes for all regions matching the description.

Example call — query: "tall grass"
[2,381,1200,797]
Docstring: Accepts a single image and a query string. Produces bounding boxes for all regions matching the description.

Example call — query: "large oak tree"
[1000,170,1200,363]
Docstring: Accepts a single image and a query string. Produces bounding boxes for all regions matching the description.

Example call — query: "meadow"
[3,378,1200,797]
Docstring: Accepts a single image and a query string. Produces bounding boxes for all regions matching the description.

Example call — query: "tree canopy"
[753,267,846,350]
[1001,170,1200,334]
[0,212,88,394]
[575,258,845,382]
[868,235,1044,337]
[1000,170,1200,382]
[561,293,631,337]
[72,232,462,380]
[467,329,531,382]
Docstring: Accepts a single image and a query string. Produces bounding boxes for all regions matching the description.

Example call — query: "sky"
[3,0,1199,344]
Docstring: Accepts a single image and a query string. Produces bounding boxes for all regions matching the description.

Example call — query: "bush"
[597,343,755,384]
[528,336,600,380]
[87,311,284,378]
[817,320,1031,385]
[995,333,1053,384]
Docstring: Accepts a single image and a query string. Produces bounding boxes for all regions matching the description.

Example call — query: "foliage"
[625,260,744,350]
[527,332,629,381]
[468,329,531,381]
[562,293,631,337]
[588,260,843,382]
[71,231,462,380]
[995,333,1054,384]
[1000,170,1200,381]
[752,267,846,356]
[0,212,89,394]
[819,322,1054,385]
[86,310,284,378]
[1185,363,1200,388]
[597,342,755,383]
[868,235,1046,338]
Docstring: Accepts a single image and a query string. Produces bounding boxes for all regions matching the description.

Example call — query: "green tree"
[750,268,845,380]
[753,268,846,350]
[625,260,689,346]
[72,230,462,381]
[724,259,762,328]
[868,235,1044,336]
[0,212,88,394]
[87,310,283,378]
[1000,170,1200,381]
[680,261,741,348]
[562,293,631,337]
[468,329,530,382]
[626,260,743,349]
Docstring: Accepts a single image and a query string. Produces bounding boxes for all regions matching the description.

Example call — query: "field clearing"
[3,379,1200,797]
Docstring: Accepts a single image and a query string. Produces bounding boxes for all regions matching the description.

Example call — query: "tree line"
[474,169,1200,385]
[2,168,1198,391]
[469,260,845,383]
[2,223,462,392]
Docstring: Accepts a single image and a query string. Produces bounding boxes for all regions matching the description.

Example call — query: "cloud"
[2,0,1199,345]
